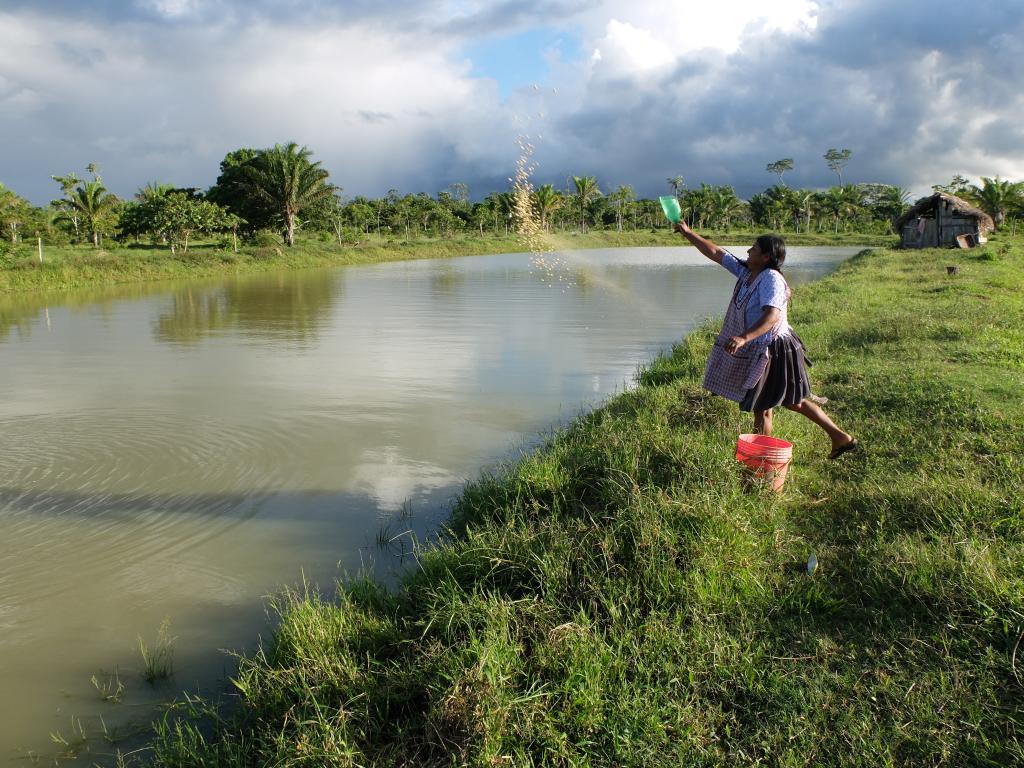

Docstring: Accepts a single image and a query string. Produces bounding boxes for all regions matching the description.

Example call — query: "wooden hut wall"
[900,199,984,248]
[941,216,981,246]
[902,221,932,248]
[935,198,981,246]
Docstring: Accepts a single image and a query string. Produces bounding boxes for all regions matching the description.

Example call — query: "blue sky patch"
[461,27,583,100]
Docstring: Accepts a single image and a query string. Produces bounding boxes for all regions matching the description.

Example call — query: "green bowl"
[659,195,681,224]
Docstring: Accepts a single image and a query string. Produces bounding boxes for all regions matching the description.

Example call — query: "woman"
[674,221,858,459]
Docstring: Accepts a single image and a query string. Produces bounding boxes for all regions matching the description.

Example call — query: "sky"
[1,0,1023,206]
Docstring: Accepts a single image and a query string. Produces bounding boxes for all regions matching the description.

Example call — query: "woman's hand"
[726,335,747,354]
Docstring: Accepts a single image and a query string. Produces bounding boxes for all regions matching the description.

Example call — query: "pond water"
[0,246,860,762]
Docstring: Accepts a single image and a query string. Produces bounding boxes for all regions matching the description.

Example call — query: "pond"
[0,245,861,761]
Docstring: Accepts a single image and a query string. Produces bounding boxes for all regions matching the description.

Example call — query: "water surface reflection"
[155,270,343,344]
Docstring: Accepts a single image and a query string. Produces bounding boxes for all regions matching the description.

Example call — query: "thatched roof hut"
[895,193,994,248]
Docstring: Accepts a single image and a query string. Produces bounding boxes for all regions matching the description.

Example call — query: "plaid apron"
[703,271,786,402]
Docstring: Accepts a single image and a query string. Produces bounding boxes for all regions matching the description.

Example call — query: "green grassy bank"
[143,237,1024,766]
[0,230,895,294]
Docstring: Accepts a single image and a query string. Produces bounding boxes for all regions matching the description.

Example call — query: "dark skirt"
[739,333,812,412]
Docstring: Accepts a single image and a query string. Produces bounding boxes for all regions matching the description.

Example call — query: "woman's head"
[748,234,786,272]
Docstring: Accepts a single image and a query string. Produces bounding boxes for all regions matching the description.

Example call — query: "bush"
[85,249,118,265]
[0,243,41,266]
[247,230,282,247]
[251,246,283,261]
[11,256,42,270]
[38,230,73,247]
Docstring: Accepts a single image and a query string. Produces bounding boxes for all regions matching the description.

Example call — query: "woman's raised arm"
[673,221,726,264]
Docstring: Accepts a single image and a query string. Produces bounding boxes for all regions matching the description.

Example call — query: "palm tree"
[495,191,515,235]
[532,184,562,232]
[967,176,1023,228]
[682,184,716,229]
[869,185,910,231]
[776,188,815,232]
[707,186,743,229]
[842,184,867,226]
[136,181,175,202]
[608,185,635,232]
[54,176,119,246]
[241,143,334,246]
[747,191,773,230]
[51,172,83,240]
[764,186,814,232]
[763,186,790,231]
[817,185,864,233]
[571,175,601,233]
[666,175,685,196]
[817,188,843,233]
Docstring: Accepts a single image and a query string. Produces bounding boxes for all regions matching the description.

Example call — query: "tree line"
[1,143,1022,252]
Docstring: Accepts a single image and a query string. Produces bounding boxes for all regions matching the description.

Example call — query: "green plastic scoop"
[659,195,681,224]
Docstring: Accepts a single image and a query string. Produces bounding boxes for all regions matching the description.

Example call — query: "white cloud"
[590,19,675,76]
[350,446,457,511]
[580,0,818,55]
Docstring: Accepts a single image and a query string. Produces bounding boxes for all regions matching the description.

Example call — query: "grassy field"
[0,229,896,294]
[133,234,1022,765]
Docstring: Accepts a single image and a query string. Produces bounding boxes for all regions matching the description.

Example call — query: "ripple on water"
[0,408,321,616]
[0,409,320,498]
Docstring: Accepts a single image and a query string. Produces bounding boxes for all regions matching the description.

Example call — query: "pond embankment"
[1,230,895,294]
[145,238,1022,764]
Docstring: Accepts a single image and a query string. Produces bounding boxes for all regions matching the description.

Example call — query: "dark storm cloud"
[0,0,440,28]
[976,122,1024,160]
[439,0,585,36]
[555,0,1024,197]
[1,0,588,43]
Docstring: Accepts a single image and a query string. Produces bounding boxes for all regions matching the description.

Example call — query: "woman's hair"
[755,234,786,272]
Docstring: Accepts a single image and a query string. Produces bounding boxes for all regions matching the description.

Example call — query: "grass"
[49,716,90,761]
[92,667,126,703]
[133,233,1024,765]
[139,619,176,685]
[0,229,897,294]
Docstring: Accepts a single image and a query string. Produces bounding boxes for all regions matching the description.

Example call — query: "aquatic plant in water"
[138,618,175,684]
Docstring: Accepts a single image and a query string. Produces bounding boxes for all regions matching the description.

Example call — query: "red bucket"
[736,434,793,492]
